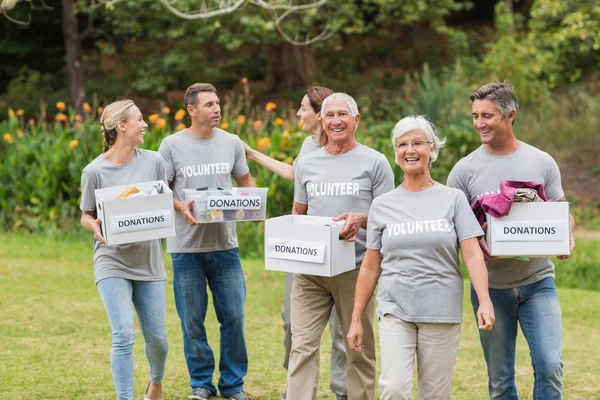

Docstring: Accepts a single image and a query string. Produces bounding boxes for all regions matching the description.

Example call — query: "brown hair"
[306,84,334,146]
[185,83,218,108]
[470,81,519,122]
[99,99,136,152]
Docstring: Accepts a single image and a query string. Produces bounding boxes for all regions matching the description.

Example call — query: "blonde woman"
[79,100,168,400]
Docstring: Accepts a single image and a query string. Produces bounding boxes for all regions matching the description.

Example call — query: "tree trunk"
[61,0,86,115]
[265,44,316,91]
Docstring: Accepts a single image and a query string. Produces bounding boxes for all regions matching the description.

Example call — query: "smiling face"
[120,106,147,146]
[394,130,433,174]
[296,95,319,132]
[472,99,515,148]
[321,99,360,144]
[188,91,221,129]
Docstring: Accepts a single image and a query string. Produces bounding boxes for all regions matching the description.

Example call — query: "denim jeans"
[97,278,168,400]
[172,249,247,397]
[471,277,563,400]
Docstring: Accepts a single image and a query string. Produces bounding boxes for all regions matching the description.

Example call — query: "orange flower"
[148,114,159,124]
[174,109,186,121]
[273,118,284,127]
[28,119,35,126]
[156,118,166,129]
[97,107,104,115]
[16,130,24,139]
[162,106,170,115]
[83,102,92,113]
[56,101,66,111]
[75,114,83,122]
[265,102,277,112]
[4,133,13,144]
[55,113,68,122]
[237,115,246,125]
[297,120,303,130]
[253,120,262,129]
[69,139,78,149]
[176,123,186,131]
[241,77,248,84]
[257,137,271,151]
[220,122,230,130]
[16,109,24,116]
[8,108,15,117]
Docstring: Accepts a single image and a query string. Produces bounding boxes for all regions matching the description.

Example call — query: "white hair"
[391,115,446,168]
[320,93,359,117]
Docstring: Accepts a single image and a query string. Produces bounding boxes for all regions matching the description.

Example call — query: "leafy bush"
[1,72,598,259]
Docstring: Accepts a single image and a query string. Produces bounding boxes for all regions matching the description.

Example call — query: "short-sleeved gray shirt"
[292,136,321,170]
[158,129,250,253]
[367,183,482,323]
[446,142,564,289]
[80,148,168,284]
[294,144,395,266]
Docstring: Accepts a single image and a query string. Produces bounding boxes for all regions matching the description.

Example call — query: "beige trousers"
[286,269,376,400]
[378,314,461,400]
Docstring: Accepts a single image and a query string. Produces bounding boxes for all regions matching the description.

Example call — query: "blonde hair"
[100,100,136,152]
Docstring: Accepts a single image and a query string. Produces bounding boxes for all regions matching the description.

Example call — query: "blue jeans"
[97,278,168,400]
[471,277,563,400]
[172,249,247,397]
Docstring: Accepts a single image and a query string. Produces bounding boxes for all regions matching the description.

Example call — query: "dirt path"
[575,230,600,240]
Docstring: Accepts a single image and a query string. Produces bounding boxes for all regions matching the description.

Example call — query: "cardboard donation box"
[184,187,268,223]
[486,202,570,257]
[95,180,176,246]
[264,215,356,276]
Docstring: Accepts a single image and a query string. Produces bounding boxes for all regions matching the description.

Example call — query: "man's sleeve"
[157,139,176,182]
[543,153,565,201]
[372,154,395,199]
[294,160,308,205]
[232,137,251,179]
[446,163,470,201]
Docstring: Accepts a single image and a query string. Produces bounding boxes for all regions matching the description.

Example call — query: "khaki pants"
[378,314,461,400]
[286,269,376,400]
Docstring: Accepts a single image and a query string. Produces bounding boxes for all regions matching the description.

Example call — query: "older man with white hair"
[286,93,395,400]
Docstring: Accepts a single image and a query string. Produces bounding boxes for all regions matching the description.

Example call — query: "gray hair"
[470,81,519,120]
[391,115,446,168]
[320,93,359,117]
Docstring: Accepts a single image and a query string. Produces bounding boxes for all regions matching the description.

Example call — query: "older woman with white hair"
[347,115,495,400]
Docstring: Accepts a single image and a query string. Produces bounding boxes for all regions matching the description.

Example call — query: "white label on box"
[267,239,326,264]
[494,220,566,242]
[208,195,262,210]
[110,210,173,234]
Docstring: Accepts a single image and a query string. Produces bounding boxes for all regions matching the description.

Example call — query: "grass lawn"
[1,233,599,399]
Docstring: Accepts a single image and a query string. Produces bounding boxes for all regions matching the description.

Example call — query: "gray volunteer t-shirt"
[295,144,395,266]
[158,129,249,253]
[367,183,483,323]
[292,136,321,170]
[447,142,564,289]
[80,148,168,284]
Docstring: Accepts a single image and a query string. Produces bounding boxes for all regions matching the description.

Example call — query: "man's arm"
[293,202,308,215]
[168,179,197,226]
[234,172,257,188]
[557,195,575,260]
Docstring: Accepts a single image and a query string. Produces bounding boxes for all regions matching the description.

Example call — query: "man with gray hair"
[286,93,395,400]
[447,81,575,399]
